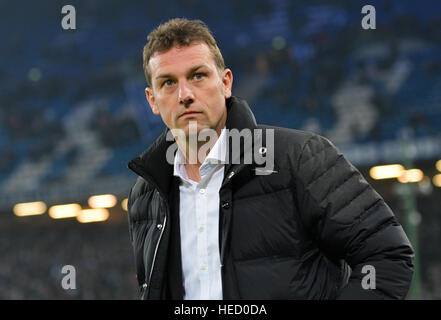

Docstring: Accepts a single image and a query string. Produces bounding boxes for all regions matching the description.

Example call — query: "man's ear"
[222,68,233,99]
[145,87,160,115]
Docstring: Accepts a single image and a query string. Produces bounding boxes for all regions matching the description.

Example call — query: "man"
[126,18,414,300]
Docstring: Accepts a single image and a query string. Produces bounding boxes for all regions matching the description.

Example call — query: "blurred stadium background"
[0,0,440,299]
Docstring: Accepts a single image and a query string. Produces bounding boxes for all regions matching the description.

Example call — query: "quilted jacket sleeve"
[127,186,134,243]
[294,134,414,299]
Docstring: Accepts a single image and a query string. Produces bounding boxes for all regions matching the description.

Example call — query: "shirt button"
[199,189,206,194]
[201,266,207,271]
[199,227,204,233]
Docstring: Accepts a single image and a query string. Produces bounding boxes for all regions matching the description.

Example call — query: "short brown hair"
[142,18,225,87]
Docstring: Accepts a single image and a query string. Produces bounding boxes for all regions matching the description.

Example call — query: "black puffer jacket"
[127,96,414,300]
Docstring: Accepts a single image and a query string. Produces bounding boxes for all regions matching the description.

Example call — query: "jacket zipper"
[147,209,167,291]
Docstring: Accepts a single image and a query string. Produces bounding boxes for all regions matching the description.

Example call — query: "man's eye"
[193,73,205,80]
[163,80,174,87]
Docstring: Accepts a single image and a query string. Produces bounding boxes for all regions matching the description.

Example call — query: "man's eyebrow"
[154,65,209,81]
[187,64,208,75]
[155,73,173,81]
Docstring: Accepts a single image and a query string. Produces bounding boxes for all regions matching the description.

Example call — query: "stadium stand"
[0,0,440,299]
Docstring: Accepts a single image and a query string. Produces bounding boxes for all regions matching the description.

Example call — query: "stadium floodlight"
[121,198,128,211]
[49,204,81,219]
[433,174,441,187]
[13,201,47,217]
[88,194,117,209]
[397,169,424,183]
[369,164,404,180]
[77,208,109,223]
[436,160,441,172]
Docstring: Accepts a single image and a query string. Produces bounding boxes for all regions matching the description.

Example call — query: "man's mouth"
[180,111,202,118]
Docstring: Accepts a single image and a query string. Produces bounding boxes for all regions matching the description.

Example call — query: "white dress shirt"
[173,127,226,300]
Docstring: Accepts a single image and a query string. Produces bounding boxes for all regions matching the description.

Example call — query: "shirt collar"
[173,127,226,178]
[204,127,227,165]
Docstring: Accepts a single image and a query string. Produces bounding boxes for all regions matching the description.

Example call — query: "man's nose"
[178,81,194,106]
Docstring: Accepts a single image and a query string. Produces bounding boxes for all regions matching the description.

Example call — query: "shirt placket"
[196,168,209,299]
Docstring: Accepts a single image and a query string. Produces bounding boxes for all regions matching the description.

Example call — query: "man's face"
[145,42,233,138]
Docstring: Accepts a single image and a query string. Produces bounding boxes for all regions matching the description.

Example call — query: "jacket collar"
[127,96,258,197]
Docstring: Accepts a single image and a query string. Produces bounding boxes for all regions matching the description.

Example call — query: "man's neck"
[175,128,222,183]
[184,162,202,183]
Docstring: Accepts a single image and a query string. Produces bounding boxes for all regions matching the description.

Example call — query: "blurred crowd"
[1,0,440,164]
[415,194,441,299]
[0,217,138,299]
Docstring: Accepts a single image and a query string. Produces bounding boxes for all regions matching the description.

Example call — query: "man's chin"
[171,124,217,141]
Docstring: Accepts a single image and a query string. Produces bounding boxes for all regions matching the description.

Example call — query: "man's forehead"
[149,42,215,76]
